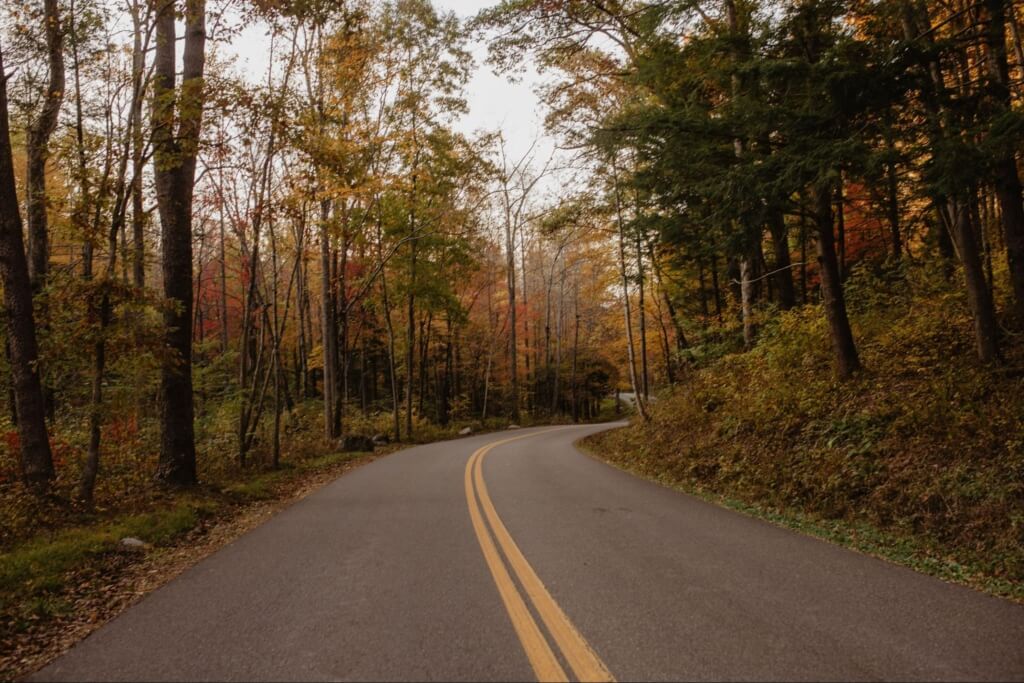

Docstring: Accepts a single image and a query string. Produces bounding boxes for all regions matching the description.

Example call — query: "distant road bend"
[35,424,1024,682]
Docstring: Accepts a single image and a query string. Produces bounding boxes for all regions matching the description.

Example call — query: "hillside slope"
[585,265,1024,600]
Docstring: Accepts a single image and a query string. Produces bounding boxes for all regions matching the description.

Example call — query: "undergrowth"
[0,449,370,630]
[585,261,1024,600]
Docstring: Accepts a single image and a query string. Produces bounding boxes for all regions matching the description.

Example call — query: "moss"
[0,502,208,612]
[0,448,378,623]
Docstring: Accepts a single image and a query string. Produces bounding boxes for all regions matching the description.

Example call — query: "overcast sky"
[228,0,552,166]
[435,0,549,157]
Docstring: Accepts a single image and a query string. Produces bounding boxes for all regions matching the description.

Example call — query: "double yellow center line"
[464,429,615,683]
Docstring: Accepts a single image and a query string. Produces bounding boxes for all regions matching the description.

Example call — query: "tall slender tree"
[152,0,207,486]
[25,0,65,293]
[0,42,55,492]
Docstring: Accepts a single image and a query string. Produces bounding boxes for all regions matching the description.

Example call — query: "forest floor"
[0,410,596,680]
[583,265,1024,604]
[0,447,381,679]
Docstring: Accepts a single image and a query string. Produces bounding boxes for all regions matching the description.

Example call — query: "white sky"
[436,0,550,158]
[227,0,553,166]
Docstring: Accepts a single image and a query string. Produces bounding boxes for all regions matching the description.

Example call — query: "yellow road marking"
[465,429,616,683]
[465,439,568,682]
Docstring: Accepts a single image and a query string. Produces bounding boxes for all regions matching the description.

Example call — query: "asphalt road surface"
[33,424,1024,681]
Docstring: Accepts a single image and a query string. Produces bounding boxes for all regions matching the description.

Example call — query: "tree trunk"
[272,344,282,468]
[25,0,65,293]
[439,318,452,426]
[375,206,401,441]
[417,315,429,418]
[131,0,146,288]
[153,0,205,487]
[571,277,580,422]
[799,210,809,303]
[79,60,137,503]
[883,119,903,260]
[650,244,687,359]
[612,165,648,420]
[551,266,564,414]
[810,183,861,379]
[1009,4,1024,75]
[319,199,336,439]
[544,259,552,410]
[652,286,675,385]
[0,46,55,493]
[218,172,229,353]
[635,231,649,400]
[740,255,756,347]
[835,178,847,281]
[505,212,519,422]
[948,198,1001,362]
[767,209,796,309]
[295,213,310,397]
[482,315,495,421]
[521,235,532,416]
[335,224,349,436]
[382,270,401,441]
[406,239,416,439]
[901,0,1002,360]
[982,0,1024,321]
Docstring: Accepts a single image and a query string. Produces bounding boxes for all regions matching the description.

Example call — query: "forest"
[1,0,1024,670]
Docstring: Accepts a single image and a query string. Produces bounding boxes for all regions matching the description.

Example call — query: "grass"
[0,447,375,632]
[220,452,362,501]
[0,501,210,614]
[582,262,1024,602]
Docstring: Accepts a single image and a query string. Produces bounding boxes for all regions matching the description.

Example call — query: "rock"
[507,424,521,430]
[371,433,390,446]
[341,434,375,452]
[458,427,473,436]
[119,537,148,551]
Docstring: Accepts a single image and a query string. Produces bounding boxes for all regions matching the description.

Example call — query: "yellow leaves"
[306,345,324,371]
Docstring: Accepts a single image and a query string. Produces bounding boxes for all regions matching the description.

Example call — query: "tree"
[492,135,551,423]
[897,0,1001,362]
[979,0,1024,323]
[0,41,55,492]
[152,0,207,486]
[25,0,65,293]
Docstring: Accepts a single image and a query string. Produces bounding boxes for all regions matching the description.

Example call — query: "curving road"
[33,424,1024,682]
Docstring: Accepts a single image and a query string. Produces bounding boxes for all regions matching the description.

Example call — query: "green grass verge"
[0,501,210,614]
[0,450,373,621]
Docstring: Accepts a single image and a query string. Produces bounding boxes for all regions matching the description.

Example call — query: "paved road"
[33,424,1024,681]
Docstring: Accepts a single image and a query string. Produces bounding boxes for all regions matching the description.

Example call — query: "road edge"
[574,426,1024,606]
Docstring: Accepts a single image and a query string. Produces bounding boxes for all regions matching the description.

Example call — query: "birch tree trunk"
[612,164,648,420]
